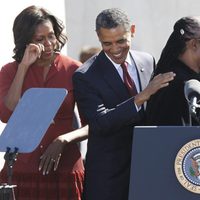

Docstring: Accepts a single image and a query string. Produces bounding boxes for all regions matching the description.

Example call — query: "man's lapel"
[98,52,130,100]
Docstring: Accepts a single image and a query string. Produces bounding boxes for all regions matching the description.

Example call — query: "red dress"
[0,53,84,200]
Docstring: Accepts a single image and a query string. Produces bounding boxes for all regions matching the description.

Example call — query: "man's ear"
[194,39,200,51]
[131,25,135,37]
[188,38,199,51]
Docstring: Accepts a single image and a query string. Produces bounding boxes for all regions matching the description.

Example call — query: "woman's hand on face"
[19,43,44,70]
[39,136,67,175]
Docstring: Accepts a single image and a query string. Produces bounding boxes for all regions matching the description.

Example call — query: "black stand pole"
[0,147,18,200]
[0,184,16,200]
[4,147,18,185]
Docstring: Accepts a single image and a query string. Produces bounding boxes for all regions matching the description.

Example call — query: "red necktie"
[121,62,137,96]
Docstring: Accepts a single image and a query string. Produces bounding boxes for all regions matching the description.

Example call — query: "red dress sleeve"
[0,62,17,122]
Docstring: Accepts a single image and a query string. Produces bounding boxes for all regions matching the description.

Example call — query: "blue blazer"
[73,50,155,200]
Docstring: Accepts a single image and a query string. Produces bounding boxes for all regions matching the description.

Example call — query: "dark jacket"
[73,50,155,200]
[146,59,200,126]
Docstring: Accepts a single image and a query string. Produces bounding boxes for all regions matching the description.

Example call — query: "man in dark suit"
[73,8,175,200]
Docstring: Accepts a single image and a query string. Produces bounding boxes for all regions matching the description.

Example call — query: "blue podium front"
[0,88,67,153]
[129,126,200,200]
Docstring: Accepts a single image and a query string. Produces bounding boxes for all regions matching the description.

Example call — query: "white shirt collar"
[105,52,132,71]
[104,51,140,93]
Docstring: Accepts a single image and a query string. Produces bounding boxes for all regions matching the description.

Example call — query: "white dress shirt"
[105,52,141,111]
[105,52,140,93]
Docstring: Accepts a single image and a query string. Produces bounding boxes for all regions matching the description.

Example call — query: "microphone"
[184,79,200,116]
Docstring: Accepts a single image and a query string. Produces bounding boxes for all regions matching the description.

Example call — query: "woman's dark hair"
[12,5,67,62]
[155,16,200,74]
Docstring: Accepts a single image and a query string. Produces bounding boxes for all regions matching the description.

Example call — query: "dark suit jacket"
[73,50,155,200]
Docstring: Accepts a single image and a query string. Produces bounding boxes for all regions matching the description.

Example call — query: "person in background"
[73,8,175,200]
[146,16,200,126]
[79,46,101,63]
[0,5,88,200]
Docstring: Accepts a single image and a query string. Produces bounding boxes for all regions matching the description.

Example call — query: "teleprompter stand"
[0,147,18,200]
[0,88,67,199]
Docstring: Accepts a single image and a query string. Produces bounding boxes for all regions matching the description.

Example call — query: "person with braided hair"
[146,16,200,126]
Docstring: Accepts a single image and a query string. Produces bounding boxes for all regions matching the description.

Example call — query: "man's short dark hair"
[95,8,131,33]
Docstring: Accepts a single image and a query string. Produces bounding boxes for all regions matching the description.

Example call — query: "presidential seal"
[174,139,200,194]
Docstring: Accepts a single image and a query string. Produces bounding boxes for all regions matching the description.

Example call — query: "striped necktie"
[121,61,137,96]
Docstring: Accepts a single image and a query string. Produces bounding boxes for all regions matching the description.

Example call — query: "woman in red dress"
[0,5,88,200]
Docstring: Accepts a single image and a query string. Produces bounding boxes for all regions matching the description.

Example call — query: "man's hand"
[134,72,176,107]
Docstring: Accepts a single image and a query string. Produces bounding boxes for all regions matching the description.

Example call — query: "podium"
[129,126,200,200]
[0,88,67,199]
